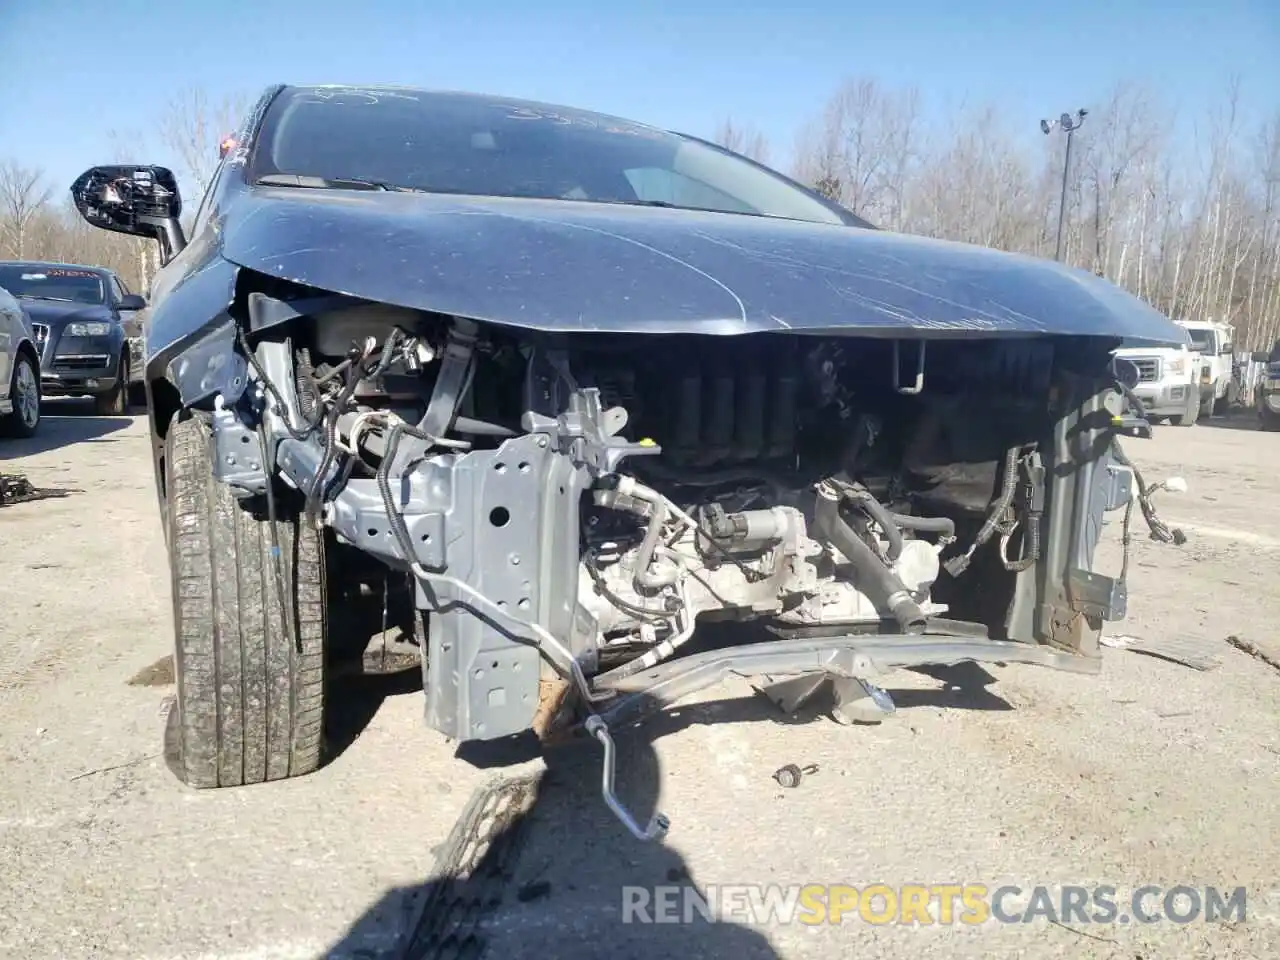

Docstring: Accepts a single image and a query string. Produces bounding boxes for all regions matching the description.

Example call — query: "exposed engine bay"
[190,282,1169,837]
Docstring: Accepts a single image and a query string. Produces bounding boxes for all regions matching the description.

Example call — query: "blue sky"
[0,0,1276,199]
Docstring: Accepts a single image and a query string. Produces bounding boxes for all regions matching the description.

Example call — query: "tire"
[0,351,41,438]
[127,381,147,409]
[1172,389,1200,427]
[1200,392,1214,417]
[163,413,327,788]
[93,356,128,416]
[1213,379,1235,416]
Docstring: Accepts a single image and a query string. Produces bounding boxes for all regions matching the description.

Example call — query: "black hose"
[890,513,956,539]
[378,422,426,569]
[814,490,927,634]
[848,491,904,561]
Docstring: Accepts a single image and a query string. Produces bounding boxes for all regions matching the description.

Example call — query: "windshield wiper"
[587,198,769,218]
[254,174,423,192]
[16,294,74,302]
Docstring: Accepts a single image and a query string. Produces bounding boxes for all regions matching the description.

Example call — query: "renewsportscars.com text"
[620,883,1247,927]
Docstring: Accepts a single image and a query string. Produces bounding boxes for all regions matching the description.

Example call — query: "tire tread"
[165,413,325,788]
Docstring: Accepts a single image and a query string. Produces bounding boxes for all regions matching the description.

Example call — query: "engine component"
[812,484,928,634]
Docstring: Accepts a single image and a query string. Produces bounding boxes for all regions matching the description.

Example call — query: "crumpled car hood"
[220,188,1184,344]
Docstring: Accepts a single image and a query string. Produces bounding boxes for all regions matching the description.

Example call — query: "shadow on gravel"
[1196,412,1267,433]
[323,648,1011,958]
[0,406,133,459]
[323,664,424,766]
[326,692,784,960]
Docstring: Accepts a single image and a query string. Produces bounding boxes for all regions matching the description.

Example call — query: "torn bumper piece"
[573,631,1095,842]
[590,633,1099,727]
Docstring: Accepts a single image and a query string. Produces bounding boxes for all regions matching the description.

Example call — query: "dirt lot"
[1,401,1278,959]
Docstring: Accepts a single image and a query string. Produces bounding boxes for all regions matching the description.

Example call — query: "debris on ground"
[127,655,175,687]
[1099,633,1220,671]
[0,473,79,508]
[1225,635,1280,674]
[773,763,819,789]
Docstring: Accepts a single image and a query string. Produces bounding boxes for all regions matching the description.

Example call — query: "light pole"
[1041,108,1087,262]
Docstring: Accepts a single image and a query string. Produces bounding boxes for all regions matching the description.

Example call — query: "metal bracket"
[1068,567,1127,620]
[892,339,926,395]
[524,387,661,478]
[1103,462,1133,511]
[210,394,268,497]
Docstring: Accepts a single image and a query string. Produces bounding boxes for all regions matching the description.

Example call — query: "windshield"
[1185,329,1215,353]
[252,88,852,226]
[0,265,105,304]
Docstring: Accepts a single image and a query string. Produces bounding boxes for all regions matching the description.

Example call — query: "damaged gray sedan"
[69,85,1182,838]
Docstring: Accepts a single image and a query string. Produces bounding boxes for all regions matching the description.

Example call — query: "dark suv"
[0,260,145,415]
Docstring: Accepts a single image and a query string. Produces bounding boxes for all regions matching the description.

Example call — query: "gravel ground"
[1,400,1277,959]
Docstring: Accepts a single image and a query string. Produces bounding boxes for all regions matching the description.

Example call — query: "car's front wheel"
[0,351,41,438]
[93,355,128,416]
[162,413,328,788]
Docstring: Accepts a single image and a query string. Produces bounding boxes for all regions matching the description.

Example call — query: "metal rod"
[1055,126,1074,262]
[1041,108,1087,264]
[584,715,670,841]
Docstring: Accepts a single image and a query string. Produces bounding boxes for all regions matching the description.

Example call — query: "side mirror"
[70,165,187,264]
[118,293,146,310]
[1110,356,1141,391]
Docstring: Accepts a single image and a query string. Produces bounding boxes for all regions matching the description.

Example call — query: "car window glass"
[623,168,758,214]
[257,90,850,226]
[192,161,227,232]
[0,267,105,304]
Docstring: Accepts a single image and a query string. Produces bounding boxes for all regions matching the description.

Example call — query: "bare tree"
[0,161,53,258]
[712,118,772,164]
[3,74,1278,350]
[791,77,922,228]
[157,87,252,198]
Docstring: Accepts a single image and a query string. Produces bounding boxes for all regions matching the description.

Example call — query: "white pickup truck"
[1114,333,1202,426]
[1178,319,1237,417]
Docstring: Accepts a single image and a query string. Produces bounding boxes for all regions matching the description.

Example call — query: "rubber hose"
[814,491,927,634]
[850,491,904,561]
[632,495,675,591]
[890,513,956,540]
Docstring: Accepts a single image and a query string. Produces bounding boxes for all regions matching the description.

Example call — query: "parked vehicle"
[0,261,146,415]
[68,85,1188,838]
[1113,330,1199,426]
[0,283,42,437]
[1254,341,1280,431]
[1177,318,1236,417]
